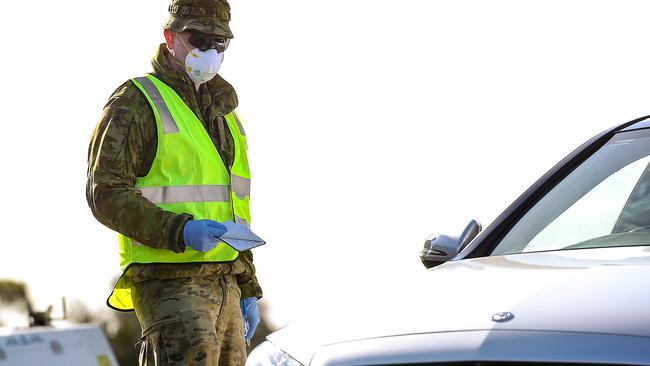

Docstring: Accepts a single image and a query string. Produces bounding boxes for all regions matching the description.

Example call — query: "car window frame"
[461,115,650,259]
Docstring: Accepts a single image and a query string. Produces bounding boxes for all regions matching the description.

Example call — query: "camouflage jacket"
[86,43,262,300]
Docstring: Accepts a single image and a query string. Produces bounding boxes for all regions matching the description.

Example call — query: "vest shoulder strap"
[132,75,180,134]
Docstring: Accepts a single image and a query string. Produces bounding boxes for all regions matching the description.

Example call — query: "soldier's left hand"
[240,297,260,344]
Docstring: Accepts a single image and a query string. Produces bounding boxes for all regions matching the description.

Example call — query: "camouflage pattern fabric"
[133,274,247,365]
[86,42,263,301]
[164,0,234,38]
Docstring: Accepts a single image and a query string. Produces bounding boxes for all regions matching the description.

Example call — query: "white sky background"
[2,0,650,329]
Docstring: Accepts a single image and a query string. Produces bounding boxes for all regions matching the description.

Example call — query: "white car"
[0,324,118,366]
[247,117,650,366]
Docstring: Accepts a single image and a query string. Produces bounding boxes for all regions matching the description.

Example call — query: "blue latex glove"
[240,297,260,345]
[182,220,227,252]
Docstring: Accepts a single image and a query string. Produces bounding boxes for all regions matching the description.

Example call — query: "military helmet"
[164,0,233,38]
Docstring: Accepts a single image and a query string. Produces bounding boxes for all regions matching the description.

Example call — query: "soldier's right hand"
[182,219,228,252]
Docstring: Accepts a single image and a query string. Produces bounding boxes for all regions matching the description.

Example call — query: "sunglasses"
[187,31,231,53]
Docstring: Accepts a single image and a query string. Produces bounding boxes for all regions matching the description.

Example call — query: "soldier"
[86,0,263,364]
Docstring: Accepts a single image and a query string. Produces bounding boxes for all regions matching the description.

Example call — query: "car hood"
[267,246,650,364]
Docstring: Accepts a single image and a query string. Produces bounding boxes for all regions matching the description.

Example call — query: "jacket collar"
[151,43,238,116]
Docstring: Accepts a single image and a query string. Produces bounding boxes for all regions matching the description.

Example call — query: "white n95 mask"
[176,35,224,84]
[185,48,224,84]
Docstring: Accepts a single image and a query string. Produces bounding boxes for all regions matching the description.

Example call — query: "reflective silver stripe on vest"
[138,185,230,204]
[232,112,246,136]
[235,215,249,227]
[231,174,251,197]
[134,77,180,134]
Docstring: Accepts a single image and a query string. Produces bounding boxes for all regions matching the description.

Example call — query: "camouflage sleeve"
[236,249,263,299]
[86,81,191,253]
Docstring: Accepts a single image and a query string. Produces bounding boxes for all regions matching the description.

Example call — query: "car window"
[492,128,650,255]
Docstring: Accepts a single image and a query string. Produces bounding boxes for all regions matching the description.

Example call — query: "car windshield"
[492,128,650,255]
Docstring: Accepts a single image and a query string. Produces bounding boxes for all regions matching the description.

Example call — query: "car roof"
[620,116,650,132]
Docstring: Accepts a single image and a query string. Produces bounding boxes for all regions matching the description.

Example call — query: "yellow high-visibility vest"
[107,74,252,311]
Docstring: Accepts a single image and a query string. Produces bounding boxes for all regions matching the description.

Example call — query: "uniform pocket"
[137,313,185,365]
[231,191,251,227]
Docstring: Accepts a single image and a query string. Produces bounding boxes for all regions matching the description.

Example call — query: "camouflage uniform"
[86,1,260,364]
[133,274,246,365]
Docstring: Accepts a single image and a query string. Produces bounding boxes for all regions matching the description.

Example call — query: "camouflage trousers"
[132,274,247,366]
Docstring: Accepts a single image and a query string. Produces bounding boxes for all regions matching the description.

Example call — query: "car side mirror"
[420,219,482,269]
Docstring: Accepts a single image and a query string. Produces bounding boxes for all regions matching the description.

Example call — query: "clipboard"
[220,221,266,252]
